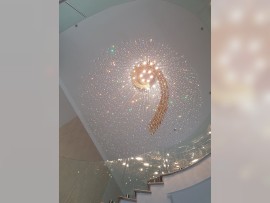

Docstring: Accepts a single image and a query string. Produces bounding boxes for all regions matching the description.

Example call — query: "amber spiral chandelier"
[131,60,169,135]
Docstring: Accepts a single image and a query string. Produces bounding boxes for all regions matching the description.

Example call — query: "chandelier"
[131,60,169,135]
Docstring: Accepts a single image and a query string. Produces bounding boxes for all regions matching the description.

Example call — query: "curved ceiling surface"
[60,0,210,160]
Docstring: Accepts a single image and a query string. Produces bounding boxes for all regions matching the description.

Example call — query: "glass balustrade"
[60,121,211,203]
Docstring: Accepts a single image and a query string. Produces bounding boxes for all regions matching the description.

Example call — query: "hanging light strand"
[131,60,169,135]
[148,70,169,135]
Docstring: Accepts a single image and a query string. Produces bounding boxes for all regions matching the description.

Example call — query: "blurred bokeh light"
[212,0,270,202]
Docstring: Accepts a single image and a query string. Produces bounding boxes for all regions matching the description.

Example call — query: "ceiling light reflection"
[136,157,143,161]
[144,163,150,167]
[191,159,199,163]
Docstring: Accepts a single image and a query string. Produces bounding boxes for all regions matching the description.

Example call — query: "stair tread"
[134,189,151,193]
[160,170,180,177]
[147,181,164,185]
[118,196,137,202]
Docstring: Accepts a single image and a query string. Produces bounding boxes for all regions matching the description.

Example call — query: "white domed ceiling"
[60,0,210,160]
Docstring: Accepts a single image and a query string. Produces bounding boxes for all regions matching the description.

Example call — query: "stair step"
[147,181,164,190]
[134,189,151,197]
[134,189,151,193]
[160,171,179,178]
[118,154,211,202]
[147,181,164,185]
[118,196,137,202]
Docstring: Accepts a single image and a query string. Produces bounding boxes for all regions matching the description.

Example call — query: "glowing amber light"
[131,60,169,135]
[131,61,157,90]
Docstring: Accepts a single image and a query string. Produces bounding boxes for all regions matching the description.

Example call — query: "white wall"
[169,178,210,203]
[59,86,76,127]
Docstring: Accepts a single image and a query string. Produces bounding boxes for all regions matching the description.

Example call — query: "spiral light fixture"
[131,60,169,135]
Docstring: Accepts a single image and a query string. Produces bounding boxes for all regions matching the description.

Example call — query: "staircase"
[118,154,210,203]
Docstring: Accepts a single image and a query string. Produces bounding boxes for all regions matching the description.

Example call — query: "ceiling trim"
[64,1,87,17]
[59,0,67,4]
